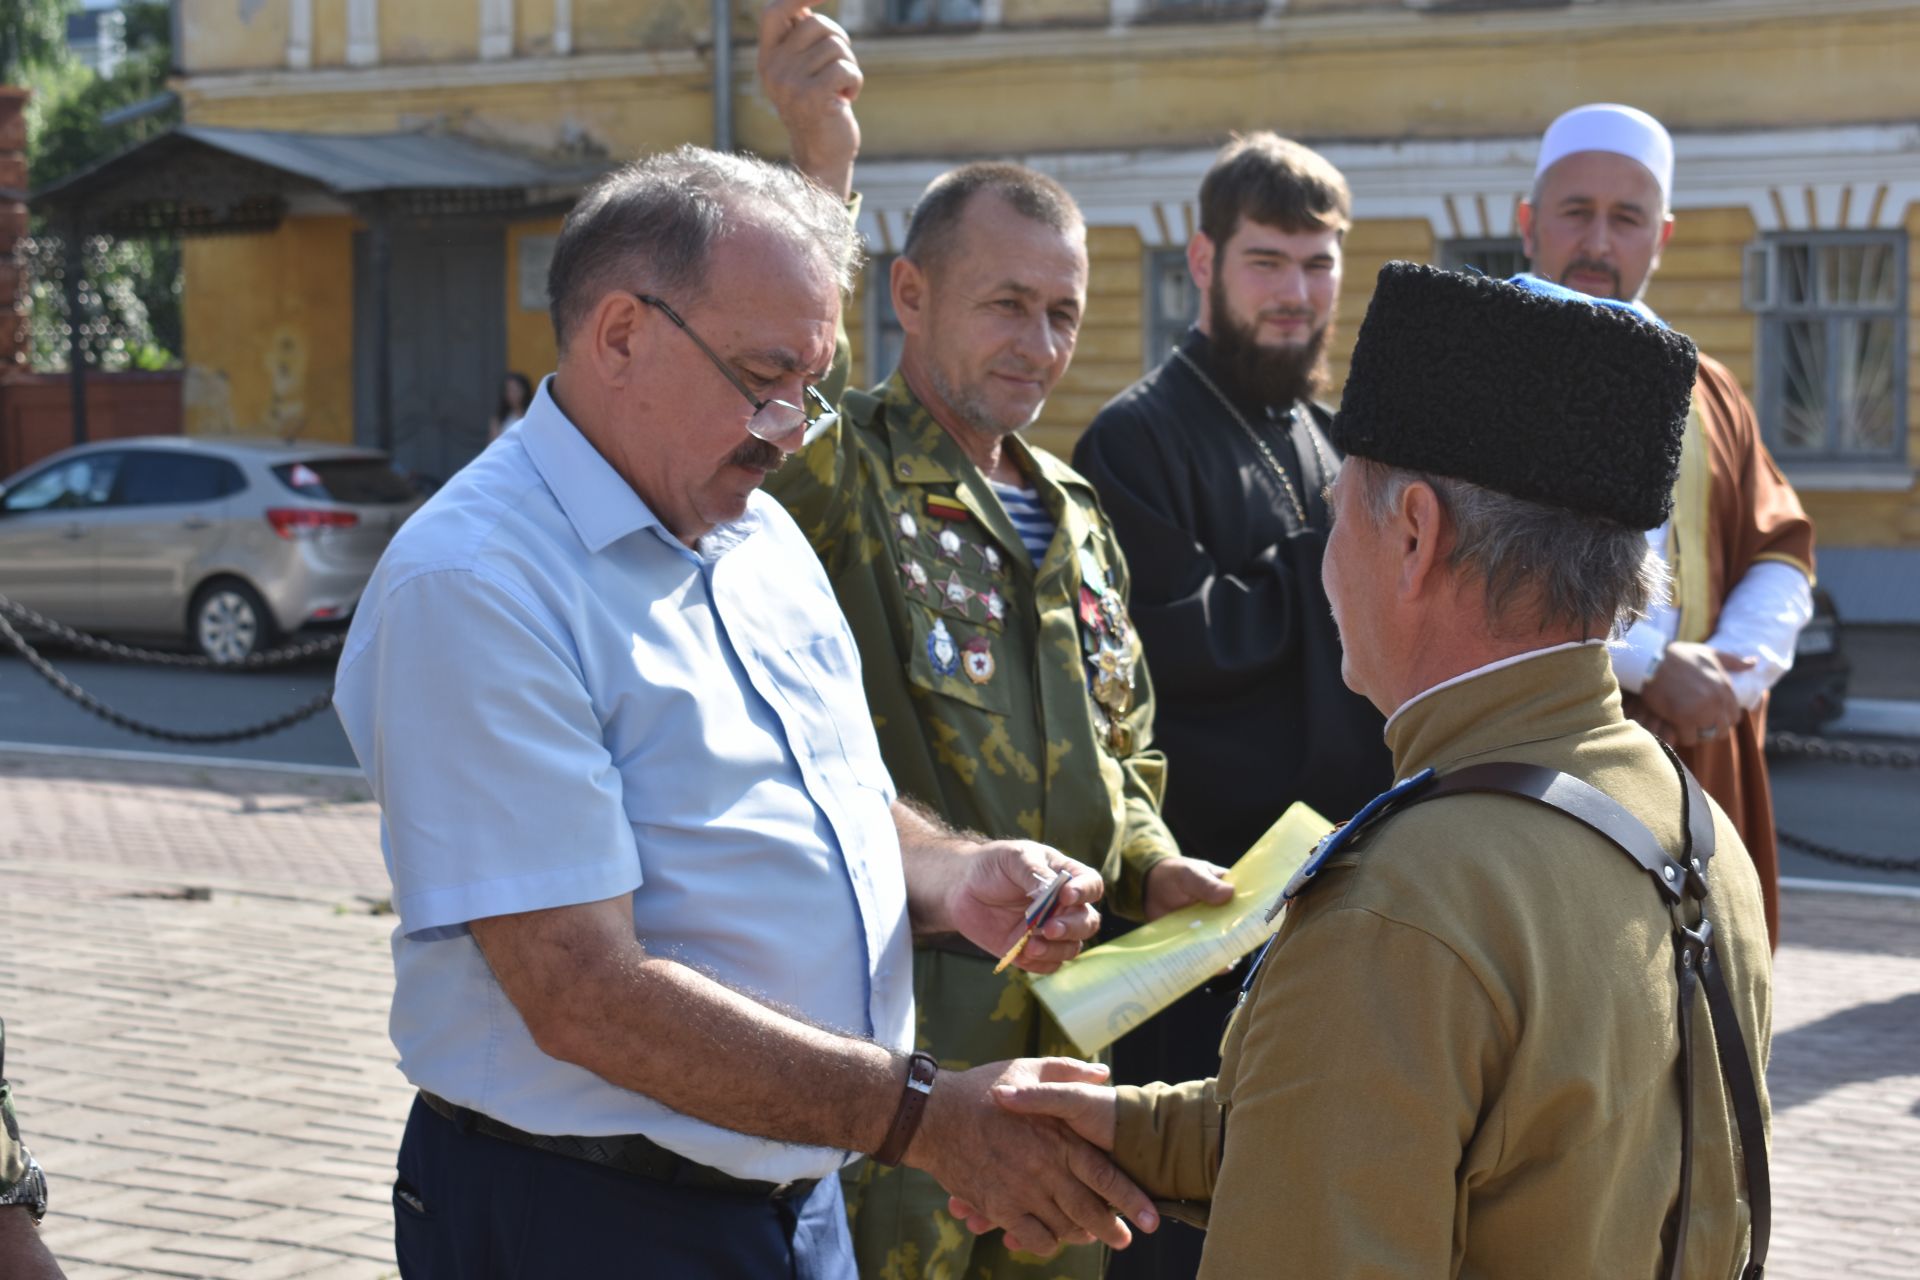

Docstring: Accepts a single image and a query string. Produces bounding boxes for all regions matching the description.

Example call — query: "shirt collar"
[1383,640,1613,776]
[520,376,762,559]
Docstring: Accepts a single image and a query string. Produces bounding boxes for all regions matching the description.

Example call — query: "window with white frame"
[1439,237,1527,281]
[1747,233,1908,467]
[866,254,905,385]
[1145,248,1196,369]
[882,0,983,28]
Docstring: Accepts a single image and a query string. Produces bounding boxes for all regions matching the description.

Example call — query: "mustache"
[728,436,786,471]
[1258,307,1318,323]
[1559,258,1622,297]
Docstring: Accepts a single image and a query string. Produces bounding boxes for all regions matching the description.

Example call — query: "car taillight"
[267,508,359,539]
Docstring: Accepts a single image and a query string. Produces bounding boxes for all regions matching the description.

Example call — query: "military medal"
[895,511,918,541]
[962,635,995,685]
[941,572,973,612]
[1077,585,1101,629]
[980,545,1003,576]
[1092,638,1135,714]
[980,588,1006,624]
[926,495,970,523]
[926,618,959,677]
[937,528,965,561]
[900,560,931,598]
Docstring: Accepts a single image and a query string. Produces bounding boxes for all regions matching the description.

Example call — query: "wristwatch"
[0,1153,47,1224]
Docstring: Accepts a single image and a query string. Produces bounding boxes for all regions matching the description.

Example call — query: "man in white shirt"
[1518,103,1817,946]
[334,145,1157,1278]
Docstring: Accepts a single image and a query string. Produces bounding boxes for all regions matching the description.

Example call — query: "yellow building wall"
[177,0,291,75]
[170,0,1919,553]
[182,73,717,156]
[181,217,359,445]
[574,0,709,53]
[381,0,479,66]
[814,8,1920,162]
[517,0,561,58]
[313,0,349,68]
[506,217,566,381]
[178,8,1920,169]
[1002,0,1107,27]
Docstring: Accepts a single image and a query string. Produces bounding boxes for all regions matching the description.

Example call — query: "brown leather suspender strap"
[1417,753,1770,1280]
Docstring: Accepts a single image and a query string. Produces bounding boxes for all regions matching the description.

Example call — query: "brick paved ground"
[0,747,1914,1279]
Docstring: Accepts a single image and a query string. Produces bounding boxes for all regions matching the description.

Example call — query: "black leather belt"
[417,1090,820,1202]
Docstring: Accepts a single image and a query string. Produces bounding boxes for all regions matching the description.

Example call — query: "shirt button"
[899,463,913,478]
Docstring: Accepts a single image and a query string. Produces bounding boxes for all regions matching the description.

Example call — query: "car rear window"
[273,458,417,504]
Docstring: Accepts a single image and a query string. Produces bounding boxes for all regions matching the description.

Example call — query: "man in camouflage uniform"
[759,4,1230,1276]
[0,1020,63,1278]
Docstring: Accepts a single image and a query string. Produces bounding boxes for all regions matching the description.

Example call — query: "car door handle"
[59,525,87,539]
[181,518,211,530]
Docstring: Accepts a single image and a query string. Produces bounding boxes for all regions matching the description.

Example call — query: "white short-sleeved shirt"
[333,380,914,1182]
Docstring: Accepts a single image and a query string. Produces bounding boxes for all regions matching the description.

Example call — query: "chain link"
[0,595,344,668]
[0,602,338,745]
[1764,731,1919,771]
[1777,828,1920,875]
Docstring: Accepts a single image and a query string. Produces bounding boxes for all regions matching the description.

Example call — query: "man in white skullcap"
[1518,103,1815,949]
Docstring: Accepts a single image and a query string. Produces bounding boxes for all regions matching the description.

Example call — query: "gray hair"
[547,144,863,351]
[1353,458,1668,639]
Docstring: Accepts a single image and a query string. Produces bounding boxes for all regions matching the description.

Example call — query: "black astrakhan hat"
[1329,262,1698,531]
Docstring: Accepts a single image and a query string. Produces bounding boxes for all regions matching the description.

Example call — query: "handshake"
[898,1053,1156,1257]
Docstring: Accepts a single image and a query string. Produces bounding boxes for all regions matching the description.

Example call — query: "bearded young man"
[1073,139,1393,1274]
[1518,103,1815,948]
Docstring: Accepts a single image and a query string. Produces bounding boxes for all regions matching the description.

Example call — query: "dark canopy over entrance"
[29,125,603,452]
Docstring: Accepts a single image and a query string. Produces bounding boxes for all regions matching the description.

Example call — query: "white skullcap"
[1533,104,1674,202]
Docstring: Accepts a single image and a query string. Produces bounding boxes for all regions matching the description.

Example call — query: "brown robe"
[1627,353,1815,947]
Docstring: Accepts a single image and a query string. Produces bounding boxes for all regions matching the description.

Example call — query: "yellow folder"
[1030,802,1331,1057]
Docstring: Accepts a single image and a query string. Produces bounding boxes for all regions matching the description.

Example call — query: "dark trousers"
[394,1095,857,1279]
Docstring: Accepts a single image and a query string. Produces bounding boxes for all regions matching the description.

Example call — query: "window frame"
[865,252,905,387]
[1749,229,1909,473]
[1438,236,1528,281]
[1143,246,1197,372]
[877,0,986,32]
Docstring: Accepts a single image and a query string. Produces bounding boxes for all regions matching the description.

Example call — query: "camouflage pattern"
[768,372,1179,1280]
[839,951,1106,1280]
[1,1021,29,1191]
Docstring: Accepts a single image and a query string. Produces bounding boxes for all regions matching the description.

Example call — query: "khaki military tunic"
[766,374,1179,1279]
[1110,645,1772,1279]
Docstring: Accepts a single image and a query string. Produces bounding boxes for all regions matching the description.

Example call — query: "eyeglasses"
[637,294,839,447]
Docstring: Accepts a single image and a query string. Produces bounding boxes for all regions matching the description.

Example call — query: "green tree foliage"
[16,1,182,372]
[0,0,70,83]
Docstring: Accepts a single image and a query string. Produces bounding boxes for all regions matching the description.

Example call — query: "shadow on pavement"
[1768,990,1920,1114]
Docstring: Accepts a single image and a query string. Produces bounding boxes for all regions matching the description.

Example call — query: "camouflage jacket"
[0,1021,30,1194]
[766,373,1177,921]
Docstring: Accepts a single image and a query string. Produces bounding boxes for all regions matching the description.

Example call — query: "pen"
[992,870,1073,975]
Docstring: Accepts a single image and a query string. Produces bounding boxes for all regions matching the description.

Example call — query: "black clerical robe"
[1073,329,1392,863]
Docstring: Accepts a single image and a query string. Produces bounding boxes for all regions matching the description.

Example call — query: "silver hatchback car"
[0,436,424,662]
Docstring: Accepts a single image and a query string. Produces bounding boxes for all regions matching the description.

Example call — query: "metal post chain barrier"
[1765,730,1920,874]
[1776,829,1920,875]
[0,595,344,668]
[0,600,339,745]
[1765,731,1918,771]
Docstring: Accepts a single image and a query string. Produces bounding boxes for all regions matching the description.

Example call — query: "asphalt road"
[0,643,357,769]
[2,641,1915,890]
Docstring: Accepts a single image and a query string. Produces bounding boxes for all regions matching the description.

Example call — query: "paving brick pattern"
[0,748,1914,1278]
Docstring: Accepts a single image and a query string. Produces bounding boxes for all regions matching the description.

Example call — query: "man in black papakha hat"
[956,263,1775,1278]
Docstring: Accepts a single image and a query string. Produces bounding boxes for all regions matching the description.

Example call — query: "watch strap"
[873,1052,938,1167]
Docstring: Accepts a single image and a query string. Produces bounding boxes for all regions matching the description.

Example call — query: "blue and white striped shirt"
[991,479,1057,566]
